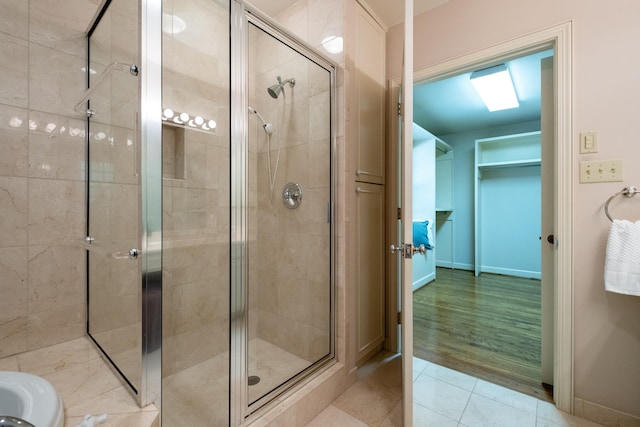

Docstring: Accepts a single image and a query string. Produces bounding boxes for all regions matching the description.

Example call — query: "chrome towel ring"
[604,186,638,222]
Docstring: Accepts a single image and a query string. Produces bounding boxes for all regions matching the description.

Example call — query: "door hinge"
[397,102,402,116]
[397,207,401,220]
[397,312,402,325]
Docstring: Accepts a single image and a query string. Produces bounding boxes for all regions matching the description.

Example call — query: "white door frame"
[390,22,574,413]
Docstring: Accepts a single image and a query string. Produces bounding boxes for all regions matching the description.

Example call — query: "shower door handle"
[112,248,139,260]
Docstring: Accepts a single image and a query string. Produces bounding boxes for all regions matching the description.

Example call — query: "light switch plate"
[580,131,598,154]
[579,160,623,183]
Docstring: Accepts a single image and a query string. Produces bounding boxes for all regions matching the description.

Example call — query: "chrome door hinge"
[397,312,402,325]
[397,207,401,220]
[398,102,402,116]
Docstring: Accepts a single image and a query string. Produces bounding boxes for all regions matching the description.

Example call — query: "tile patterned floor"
[0,337,158,427]
[162,338,310,426]
[307,353,606,427]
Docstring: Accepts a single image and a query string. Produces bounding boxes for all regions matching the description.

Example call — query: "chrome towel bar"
[604,186,638,222]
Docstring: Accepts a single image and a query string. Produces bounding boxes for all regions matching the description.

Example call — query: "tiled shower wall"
[161,0,231,378]
[0,0,101,357]
[86,0,142,390]
[248,24,333,362]
[244,0,348,367]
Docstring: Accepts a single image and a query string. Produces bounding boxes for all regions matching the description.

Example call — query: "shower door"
[232,5,336,418]
[160,0,231,425]
[85,0,143,395]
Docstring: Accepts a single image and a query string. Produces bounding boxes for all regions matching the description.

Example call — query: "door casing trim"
[387,21,573,412]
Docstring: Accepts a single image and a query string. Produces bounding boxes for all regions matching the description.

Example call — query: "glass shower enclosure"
[82,0,336,424]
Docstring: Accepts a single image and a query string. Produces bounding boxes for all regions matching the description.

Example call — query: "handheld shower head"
[248,106,274,134]
[267,76,296,99]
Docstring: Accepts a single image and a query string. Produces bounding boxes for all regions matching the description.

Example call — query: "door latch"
[390,243,424,258]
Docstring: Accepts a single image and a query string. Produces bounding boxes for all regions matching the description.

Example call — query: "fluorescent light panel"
[470,64,519,112]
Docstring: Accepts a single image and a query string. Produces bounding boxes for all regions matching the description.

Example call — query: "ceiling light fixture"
[470,64,519,112]
[162,108,217,132]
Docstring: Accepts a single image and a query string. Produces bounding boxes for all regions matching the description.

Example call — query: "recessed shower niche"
[161,124,186,180]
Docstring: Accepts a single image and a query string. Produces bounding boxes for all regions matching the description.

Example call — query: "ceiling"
[250,0,450,28]
[413,50,553,136]
[362,1,551,138]
[364,0,449,28]
[247,0,551,138]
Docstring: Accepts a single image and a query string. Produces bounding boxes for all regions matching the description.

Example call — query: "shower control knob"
[282,182,303,209]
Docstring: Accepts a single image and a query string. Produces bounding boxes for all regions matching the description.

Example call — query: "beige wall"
[255,0,352,370]
[161,0,231,378]
[0,0,101,358]
[387,0,640,418]
[248,23,333,362]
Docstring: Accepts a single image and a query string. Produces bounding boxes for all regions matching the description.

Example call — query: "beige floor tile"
[413,373,471,421]
[333,380,401,426]
[421,361,478,392]
[473,379,538,414]
[364,353,402,395]
[0,355,19,371]
[460,393,536,427]
[413,402,459,427]
[306,405,368,427]
[537,401,607,427]
[379,400,403,427]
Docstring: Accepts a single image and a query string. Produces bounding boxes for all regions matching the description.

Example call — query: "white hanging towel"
[604,219,640,296]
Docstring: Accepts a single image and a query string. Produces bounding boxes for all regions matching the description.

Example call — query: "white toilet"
[0,371,64,427]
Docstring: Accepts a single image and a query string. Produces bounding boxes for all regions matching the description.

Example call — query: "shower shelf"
[162,124,186,180]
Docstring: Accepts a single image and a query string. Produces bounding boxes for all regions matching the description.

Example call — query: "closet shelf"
[477,158,541,169]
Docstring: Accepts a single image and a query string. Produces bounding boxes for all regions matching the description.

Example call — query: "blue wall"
[439,120,541,273]
[412,126,436,289]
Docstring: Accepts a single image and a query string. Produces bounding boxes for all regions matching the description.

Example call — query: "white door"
[540,56,555,386]
[399,0,414,424]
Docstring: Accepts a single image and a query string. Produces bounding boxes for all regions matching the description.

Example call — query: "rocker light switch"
[580,132,598,154]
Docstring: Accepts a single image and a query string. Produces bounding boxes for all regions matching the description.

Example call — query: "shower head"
[248,106,274,134]
[267,76,296,99]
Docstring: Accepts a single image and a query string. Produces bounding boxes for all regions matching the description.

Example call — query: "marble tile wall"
[161,0,231,382]
[84,0,143,391]
[247,21,333,364]
[0,0,102,358]
[160,1,231,424]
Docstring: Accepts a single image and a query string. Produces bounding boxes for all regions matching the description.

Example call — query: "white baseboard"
[435,261,475,271]
[574,397,640,427]
[435,260,453,268]
[413,272,435,291]
[478,265,541,280]
[434,263,541,280]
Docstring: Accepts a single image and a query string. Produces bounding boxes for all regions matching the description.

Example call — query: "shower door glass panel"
[161,0,231,425]
[247,21,333,407]
[87,0,142,393]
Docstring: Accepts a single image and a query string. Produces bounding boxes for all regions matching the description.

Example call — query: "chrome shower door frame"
[139,0,163,409]
[84,0,162,409]
[230,1,338,423]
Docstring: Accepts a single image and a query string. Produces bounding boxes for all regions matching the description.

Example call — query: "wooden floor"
[413,267,553,402]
